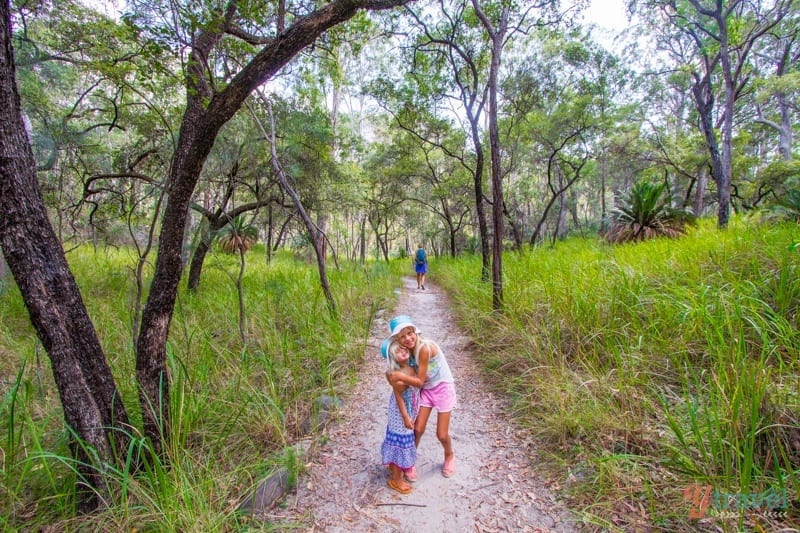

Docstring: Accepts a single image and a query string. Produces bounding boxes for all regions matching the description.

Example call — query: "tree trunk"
[187,229,215,291]
[470,125,491,282]
[718,40,735,229]
[474,4,508,312]
[274,211,295,252]
[135,0,412,452]
[555,188,568,242]
[777,90,792,160]
[693,167,708,217]
[359,215,367,264]
[266,203,274,263]
[0,1,130,512]
[373,218,389,261]
[503,201,524,251]
[691,72,726,227]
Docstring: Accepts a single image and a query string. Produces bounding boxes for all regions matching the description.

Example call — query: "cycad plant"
[766,188,800,223]
[217,216,259,253]
[604,180,694,243]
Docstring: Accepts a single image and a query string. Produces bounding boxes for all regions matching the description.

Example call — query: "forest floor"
[275,276,578,532]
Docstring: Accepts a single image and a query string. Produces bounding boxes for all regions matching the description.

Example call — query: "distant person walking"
[414,244,427,290]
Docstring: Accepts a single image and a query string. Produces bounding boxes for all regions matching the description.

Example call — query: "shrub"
[604,180,694,243]
[217,216,259,253]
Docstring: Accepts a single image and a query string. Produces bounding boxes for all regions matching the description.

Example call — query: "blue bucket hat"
[380,338,392,359]
[381,333,419,370]
[389,315,418,337]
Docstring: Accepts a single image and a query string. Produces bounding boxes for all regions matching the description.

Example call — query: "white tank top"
[414,339,454,389]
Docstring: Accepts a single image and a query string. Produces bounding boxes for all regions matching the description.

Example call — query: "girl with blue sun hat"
[386,314,457,479]
[379,337,419,493]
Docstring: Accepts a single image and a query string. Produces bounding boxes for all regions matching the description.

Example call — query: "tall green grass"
[436,218,800,531]
[0,245,403,530]
[4,220,798,531]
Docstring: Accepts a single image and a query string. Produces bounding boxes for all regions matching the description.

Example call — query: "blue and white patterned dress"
[380,385,419,469]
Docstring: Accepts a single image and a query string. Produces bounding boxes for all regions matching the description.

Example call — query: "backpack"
[415,248,426,265]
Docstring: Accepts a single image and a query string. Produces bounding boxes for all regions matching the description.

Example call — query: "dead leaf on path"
[474,521,501,533]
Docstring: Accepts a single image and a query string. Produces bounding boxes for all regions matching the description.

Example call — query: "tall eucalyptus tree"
[472,0,509,309]
[471,0,561,310]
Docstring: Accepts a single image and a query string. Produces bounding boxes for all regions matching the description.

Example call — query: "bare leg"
[437,411,455,476]
[414,406,433,447]
[436,411,453,457]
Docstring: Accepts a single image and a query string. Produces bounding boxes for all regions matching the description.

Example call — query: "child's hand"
[403,416,413,429]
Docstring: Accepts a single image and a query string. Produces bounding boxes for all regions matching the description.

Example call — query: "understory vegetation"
[0,246,402,531]
[1,218,799,531]
[436,218,800,531]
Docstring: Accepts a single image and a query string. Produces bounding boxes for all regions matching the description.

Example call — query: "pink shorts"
[419,382,457,412]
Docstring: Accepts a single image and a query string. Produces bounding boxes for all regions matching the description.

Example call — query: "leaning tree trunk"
[0,1,131,512]
[187,227,216,291]
[266,102,337,314]
[134,0,412,453]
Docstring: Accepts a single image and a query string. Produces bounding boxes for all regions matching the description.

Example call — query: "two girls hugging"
[379,315,456,494]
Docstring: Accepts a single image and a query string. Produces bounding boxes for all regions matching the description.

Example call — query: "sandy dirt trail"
[280,276,577,532]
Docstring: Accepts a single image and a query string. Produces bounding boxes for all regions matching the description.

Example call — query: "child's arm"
[389,345,430,389]
[393,387,414,429]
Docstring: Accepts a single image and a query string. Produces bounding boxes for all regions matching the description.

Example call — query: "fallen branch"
[375,502,428,507]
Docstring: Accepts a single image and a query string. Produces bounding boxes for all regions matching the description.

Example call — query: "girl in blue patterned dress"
[380,338,419,494]
[387,315,457,478]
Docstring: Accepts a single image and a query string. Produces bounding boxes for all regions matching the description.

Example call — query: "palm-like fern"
[604,181,693,243]
[765,188,800,223]
[217,216,259,253]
